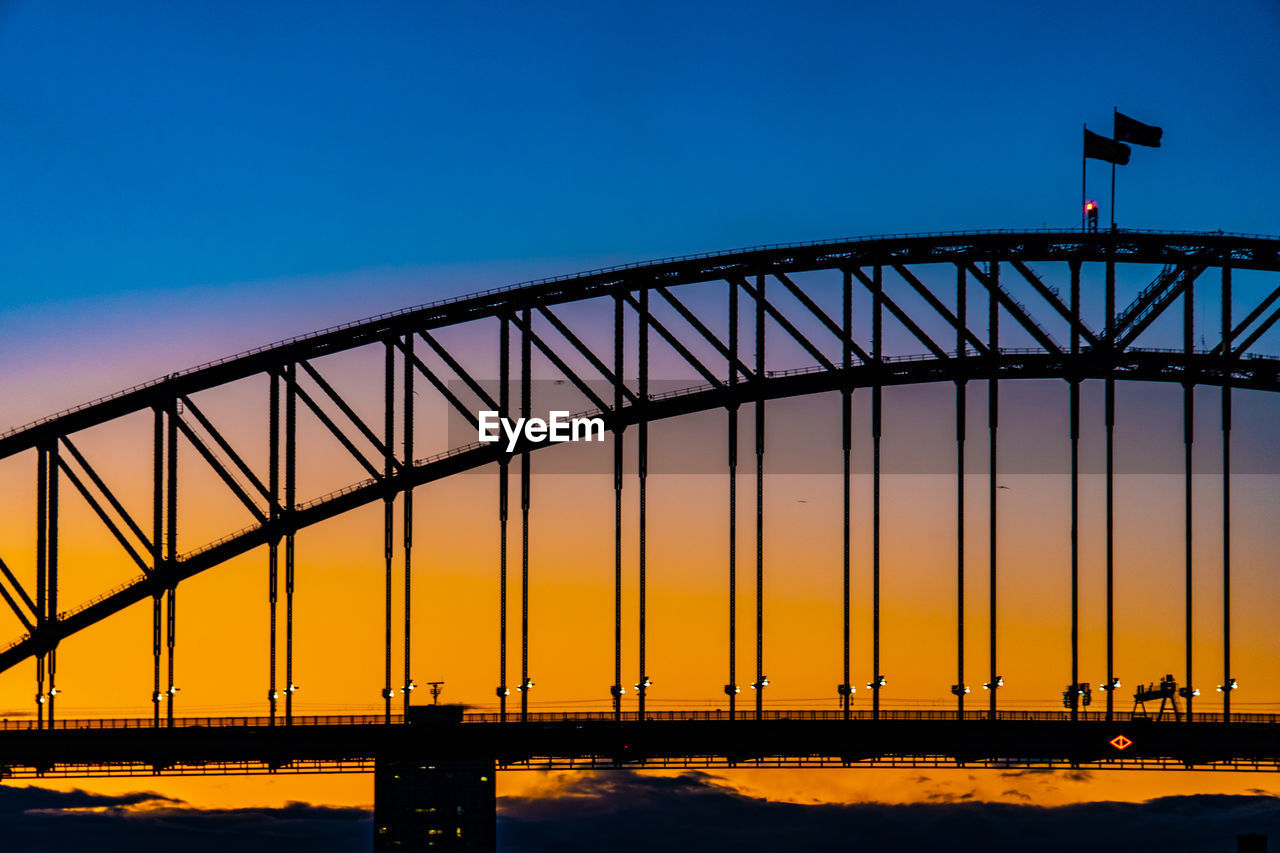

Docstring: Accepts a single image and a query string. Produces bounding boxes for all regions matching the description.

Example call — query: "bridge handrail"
[0,713,403,731]
[6,227,1277,440]
[456,709,1280,724]
[3,707,1280,731]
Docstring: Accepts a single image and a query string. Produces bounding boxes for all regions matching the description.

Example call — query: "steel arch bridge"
[4,228,1280,789]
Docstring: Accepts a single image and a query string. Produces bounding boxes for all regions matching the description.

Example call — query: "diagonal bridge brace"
[6,344,1280,676]
[60,436,154,556]
[55,451,152,573]
[0,554,37,632]
[179,396,272,504]
[400,340,483,431]
[507,310,614,413]
[1007,260,1100,350]
[847,267,949,360]
[964,262,1062,354]
[620,292,725,389]
[1213,279,1280,356]
[298,360,397,467]
[1104,263,1203,351]
[771,272,873,365]
[653,286,757,380]
[170,412,268,524]
[418,330,501,414]
[289,378,383,481]
[1112,267,1204,352]
[536,306,641,405]
[888,265,990,357]
[733,276,841,370]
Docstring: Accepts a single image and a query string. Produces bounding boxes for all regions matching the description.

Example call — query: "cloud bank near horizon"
[2,772,1278,852]
[0,784,371,852]
[499,771,1279,853]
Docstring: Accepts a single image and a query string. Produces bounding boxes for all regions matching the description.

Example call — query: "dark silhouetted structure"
[1133,675,1182,721]
[1,230,1280,849]
[375,758,495,850]
[372,705,495,851]
[1239,833,1267,853]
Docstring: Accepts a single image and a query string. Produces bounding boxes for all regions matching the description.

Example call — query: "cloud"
[499,771,1280,853]
[999,768,1090,780]
[0,785,371,852]
[5,773,1280,852]
[923,788,978,803]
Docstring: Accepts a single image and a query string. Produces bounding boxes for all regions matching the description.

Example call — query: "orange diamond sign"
[1110,735,1133,751]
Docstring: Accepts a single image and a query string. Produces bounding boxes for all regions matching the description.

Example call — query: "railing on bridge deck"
[0,713,403,731]
[4,708,1280,732]
[458,709,1280,725]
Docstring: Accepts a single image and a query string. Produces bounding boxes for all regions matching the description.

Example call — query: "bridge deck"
[3,710,1280,778]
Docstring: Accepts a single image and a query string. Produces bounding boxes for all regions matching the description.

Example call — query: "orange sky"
[3,338,1279,812]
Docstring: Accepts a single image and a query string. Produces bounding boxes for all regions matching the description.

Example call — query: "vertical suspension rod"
[285,362,297,725]
[47,441,59,728]
[613,294,625,720]
[35,445,47,728]
[520,306,532,721]
[1222,263,1233,723]
[872,264,883,721]
[1183,269,1195,720]
[166,398,177,727]
[1070,260,1081,722]
[728,279,739,720]
[269,372,280,723]
[841,269,852,719]
[638,287,649,719]
[403,334,414,717]
[498,319,510,722]
[383,340,395,724]
[987,260,999,718]
[754,271,765,720]
[956,265,967,720]
[152,408,162,727]
[1105,251,1116,722]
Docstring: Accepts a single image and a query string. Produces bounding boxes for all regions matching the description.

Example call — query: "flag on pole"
[1114,111,1163,147]
[1084,128,1130,165]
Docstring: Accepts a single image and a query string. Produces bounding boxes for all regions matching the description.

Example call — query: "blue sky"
[1,0,1278,421]
[0,4,1278,832]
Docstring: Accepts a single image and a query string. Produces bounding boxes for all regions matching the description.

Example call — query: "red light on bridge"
[1109,734,1132,751]
[1085,200,1100,232]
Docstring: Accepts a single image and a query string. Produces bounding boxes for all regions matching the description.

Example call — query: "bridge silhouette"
[3,229,1280,849]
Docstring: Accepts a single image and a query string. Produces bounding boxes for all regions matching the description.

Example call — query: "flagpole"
[1110,162,1116,231]
[1110,108,1117,232]
[1082,123,1087,233]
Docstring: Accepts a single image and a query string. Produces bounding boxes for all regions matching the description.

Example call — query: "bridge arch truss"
[2,229,1280,733]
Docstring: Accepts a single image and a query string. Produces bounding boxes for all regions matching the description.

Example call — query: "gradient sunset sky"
[2,0,1280,823]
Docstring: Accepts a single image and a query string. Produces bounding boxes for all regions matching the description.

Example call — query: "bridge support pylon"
[375,705,496,851]
[374,755,496,851]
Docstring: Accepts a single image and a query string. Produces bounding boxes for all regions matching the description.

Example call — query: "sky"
[3,0,1279,416]
[1,0,1280,848]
